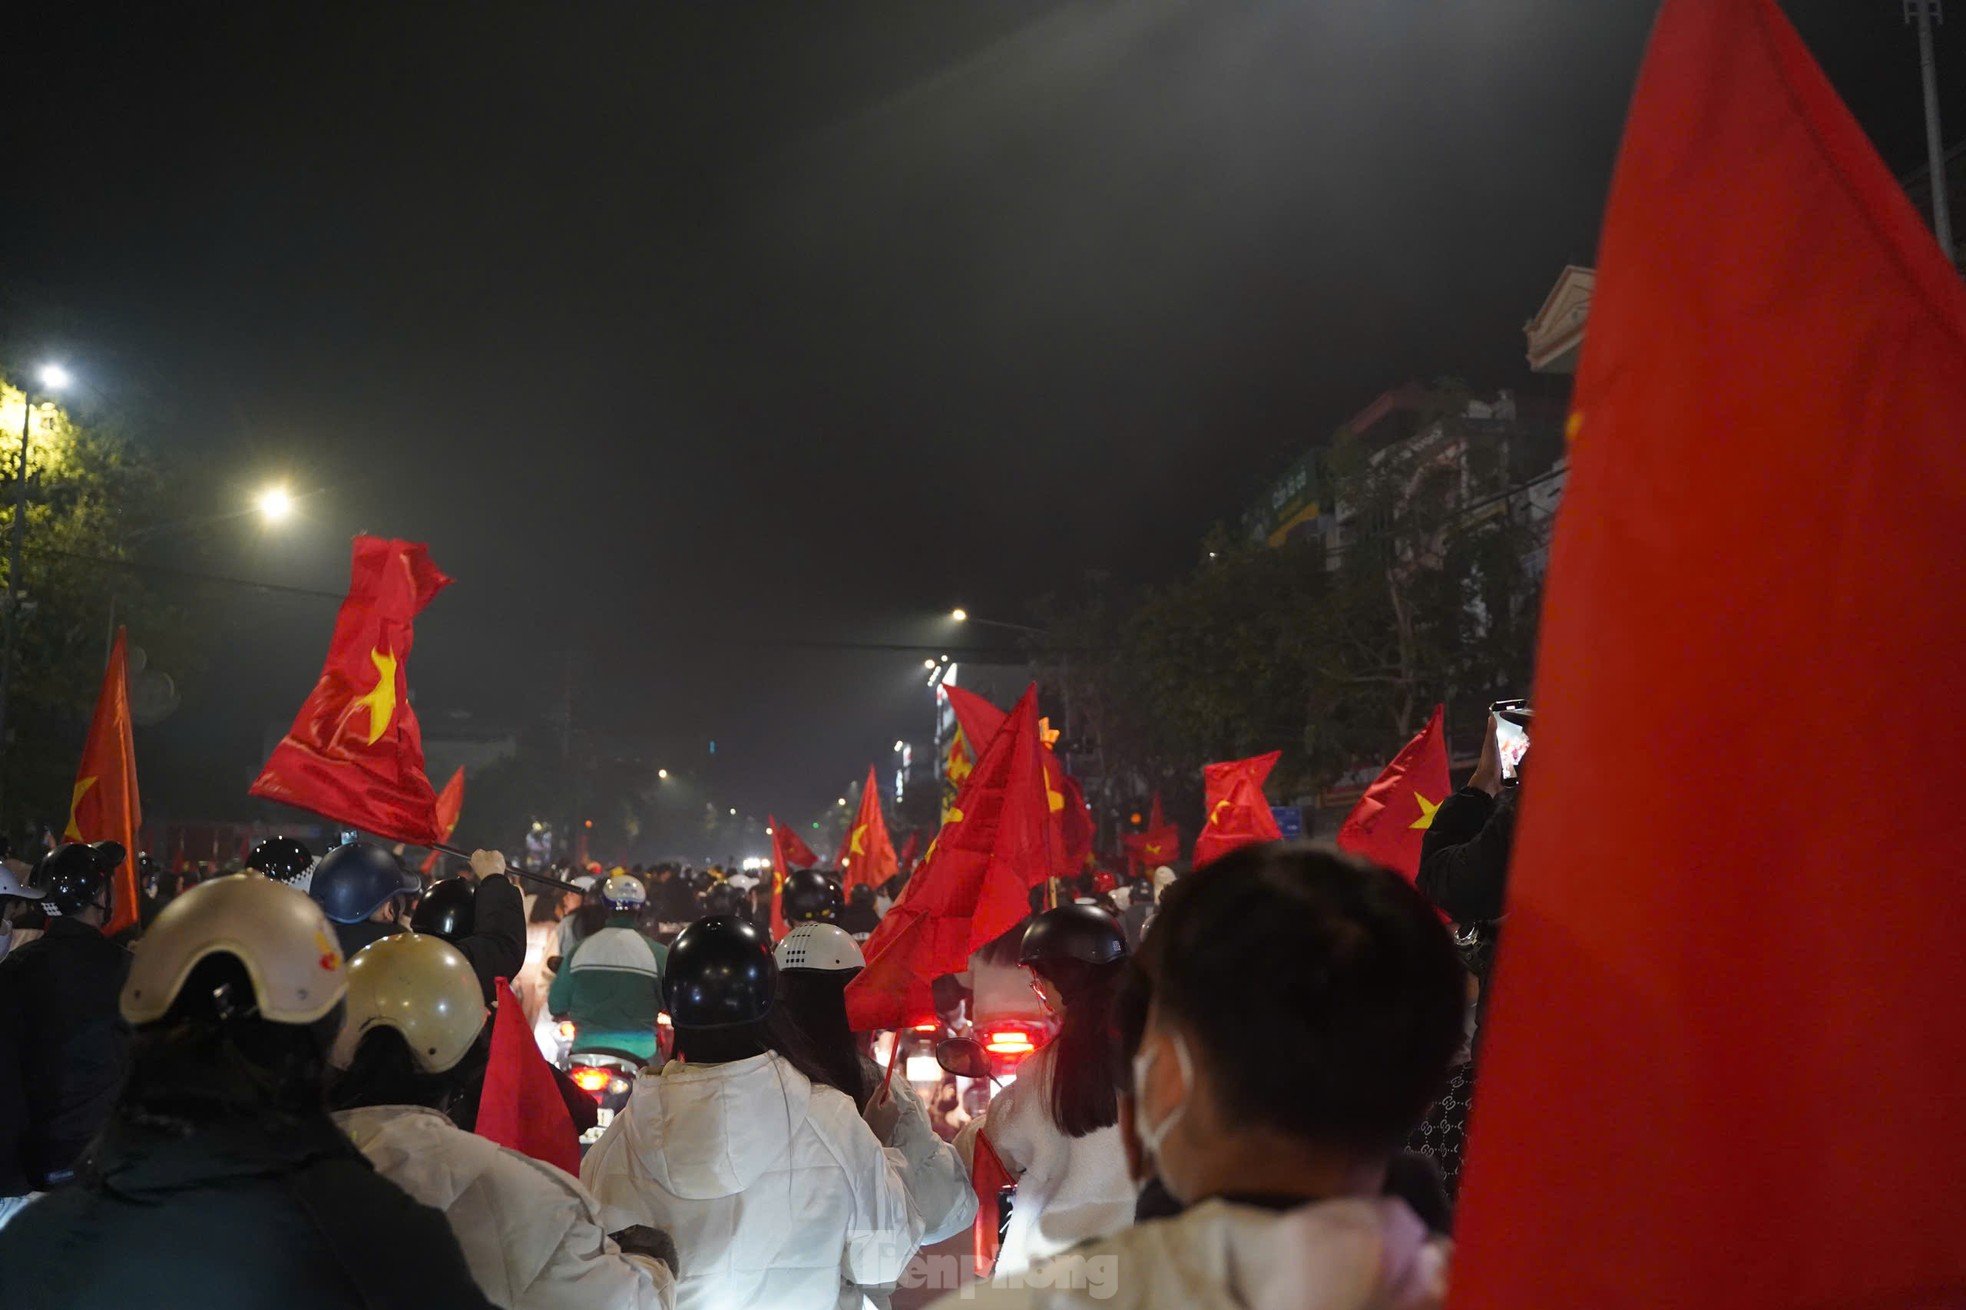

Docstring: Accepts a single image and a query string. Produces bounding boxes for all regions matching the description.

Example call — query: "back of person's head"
[1134,844,1465,1164]
[327,933,486,1112]
[773,924,868,1106]
[1021,903,1129,1137]
[116,873,351,1126]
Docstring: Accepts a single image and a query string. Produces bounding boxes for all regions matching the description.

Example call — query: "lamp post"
[1908,1,1954,259]
[0,365,73,784]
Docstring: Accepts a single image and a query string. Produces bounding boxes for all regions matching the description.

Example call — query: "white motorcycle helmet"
[330,932,486,1074]
[603,874,647,910]
[122,872,347,1027]
[774,921,865,974]
[0,860,45,902]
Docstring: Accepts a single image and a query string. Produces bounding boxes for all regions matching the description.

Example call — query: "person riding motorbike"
[548,874,667,1064]
[581,916,922,1310]
[246,835,314,889]
[309,841,422,956]
[780,868,843,926]
[954,902,1136,1273]
[774,920,975,1306]
[0,842,132,1217]
[328,932,675,1310]
[0,853,46,965]
[0,872,495,1308]
[407,850,526,1006]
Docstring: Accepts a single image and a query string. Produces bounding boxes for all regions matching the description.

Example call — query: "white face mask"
[1130,1031,1193,1163]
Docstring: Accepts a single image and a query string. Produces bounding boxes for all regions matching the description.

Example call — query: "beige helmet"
[329,932,487,1074]
[122,872,347,1026]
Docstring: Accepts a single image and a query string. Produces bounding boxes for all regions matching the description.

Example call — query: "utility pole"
[0,367,71,800]
[1909,1,1955,260]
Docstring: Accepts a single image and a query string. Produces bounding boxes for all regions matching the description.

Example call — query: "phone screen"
[1495,717,1530,782]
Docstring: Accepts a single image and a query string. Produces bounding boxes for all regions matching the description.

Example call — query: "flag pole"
[428,841,583,895]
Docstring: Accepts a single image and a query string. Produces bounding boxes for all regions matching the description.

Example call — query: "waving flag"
[65,629,142,935]
[1451,2,1966,1305]
[476,978,580,1176]
[1334,705,1448,883]
[418,767,466,875]
[847,685,1051,1031]
[1124,792,1181,873]
[835,764,898,892]
[251,537,452,843]
[769,815,819,940]
[1191,751,1283,869]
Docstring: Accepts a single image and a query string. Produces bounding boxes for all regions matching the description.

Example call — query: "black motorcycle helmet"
[309,842,420,925]
[664,915,776,1028]
[1019,902,1127,966]
[681,867,712,894]
[410,876,474,941]
[36,841,125,917]
[703,883,740,917]
[781,868,843,924]
[246,835,313,884]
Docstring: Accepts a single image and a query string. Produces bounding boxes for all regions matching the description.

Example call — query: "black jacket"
[448,874,525,1006]
[0,1111,493,1309]
[1416,786,1516,1025]
[0,918,131,1194]
[332,918,403,958]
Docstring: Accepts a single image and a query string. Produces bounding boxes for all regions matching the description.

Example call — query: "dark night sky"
[3,2,1949,846]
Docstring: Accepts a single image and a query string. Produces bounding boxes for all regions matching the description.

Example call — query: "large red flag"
[1333,705,1448,884]
[769,815,819,940]
[846,685,1050,1031]
[1452,3,1966,1306]
[835,764,898,892]
[418,767,466,875]
[950,685,1089,877]
[943,683,1006,756]
[1191,751,1282,869]
[475,978,581,1175]
[251,537,452,843]
[65,628,142,936]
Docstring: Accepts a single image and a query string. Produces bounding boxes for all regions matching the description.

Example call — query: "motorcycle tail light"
[570,1066,611,1094]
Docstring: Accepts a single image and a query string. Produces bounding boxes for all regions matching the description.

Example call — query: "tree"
[0,377,190,836]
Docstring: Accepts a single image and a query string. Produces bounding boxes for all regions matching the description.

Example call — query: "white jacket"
[333,1104,673,1310]
[580,1053,924,1310]
[953,1044,1135,1273]
[860,1055,977,1245]
[933,1196,1449,1310]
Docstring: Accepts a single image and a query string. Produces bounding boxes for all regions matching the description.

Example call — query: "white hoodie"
[932,1196,1449,1310]
[953,1043,1135,1273]
[580,1052,924,1310]
[332,1104,674,1310]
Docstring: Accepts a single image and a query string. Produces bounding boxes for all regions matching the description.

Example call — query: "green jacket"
[547,916,667,1061]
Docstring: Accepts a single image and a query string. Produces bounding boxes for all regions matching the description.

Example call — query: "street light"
[658,768,670,780]
[893,740,905,751]
[255,484,294,525]
[0,364,73,782]
[951,607,969,623]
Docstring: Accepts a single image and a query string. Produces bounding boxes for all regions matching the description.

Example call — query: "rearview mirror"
[936,1036,992,1080]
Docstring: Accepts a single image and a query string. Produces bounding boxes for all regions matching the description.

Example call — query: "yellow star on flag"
[1409,791,1441,831]
[849,824,868,857]
[350,646,398,746]
[65,776,97,840]
[1208,798,1232,828]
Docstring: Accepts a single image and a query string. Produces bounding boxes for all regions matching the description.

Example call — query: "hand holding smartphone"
[1490,699,1532,786]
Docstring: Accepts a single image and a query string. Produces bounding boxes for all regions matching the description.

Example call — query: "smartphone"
[1490,699,1532,785]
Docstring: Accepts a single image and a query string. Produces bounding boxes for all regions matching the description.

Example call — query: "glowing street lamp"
[255,484,294,525]
[0,363,77,787]
[950,607,969,623]
[658,768,670,780]
[37,364,72,392]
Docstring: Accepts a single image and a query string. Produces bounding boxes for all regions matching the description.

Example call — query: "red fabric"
[1450,3,1966,1305]
[1147,792,1168,833]
[970,1130,1014,1276]
[475,978,581,1176]
[65,629,142,936]
[896,829,922,872]
[768,815,818,940]
[846,685,1051,1031]
[1333,705,1448,883]
[1123,791,1180,873]
[835,764,898,892]
[418,767,466,875]
[250,537,452,843]
[942,684,1007,756]
[1191,751,1282,869]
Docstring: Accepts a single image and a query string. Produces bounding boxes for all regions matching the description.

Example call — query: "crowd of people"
[0,730,1517,1310]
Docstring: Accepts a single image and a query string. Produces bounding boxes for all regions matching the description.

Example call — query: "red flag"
[895,829,922,871]
[835,764,898,892]
[1333,705,1448,884]
[970,1131,1015,1276]
[1191,751,1282,869]
[65,629,142,936]
[250,537,452,843]
[1123,792,1181,874]
[768,815,819,941]
[418,767,466,875]
[1452,3,1966,1305]
[476,978,581,1176]
[846,685,1050,1031]
[943,683,1006,756]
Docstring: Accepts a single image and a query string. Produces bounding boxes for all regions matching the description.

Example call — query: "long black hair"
[672,1007,847,1099]
[775,969,869,1109]
[105,954,339,1139]
[326,1027,455,1113]
[1029,955,1127,1138]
